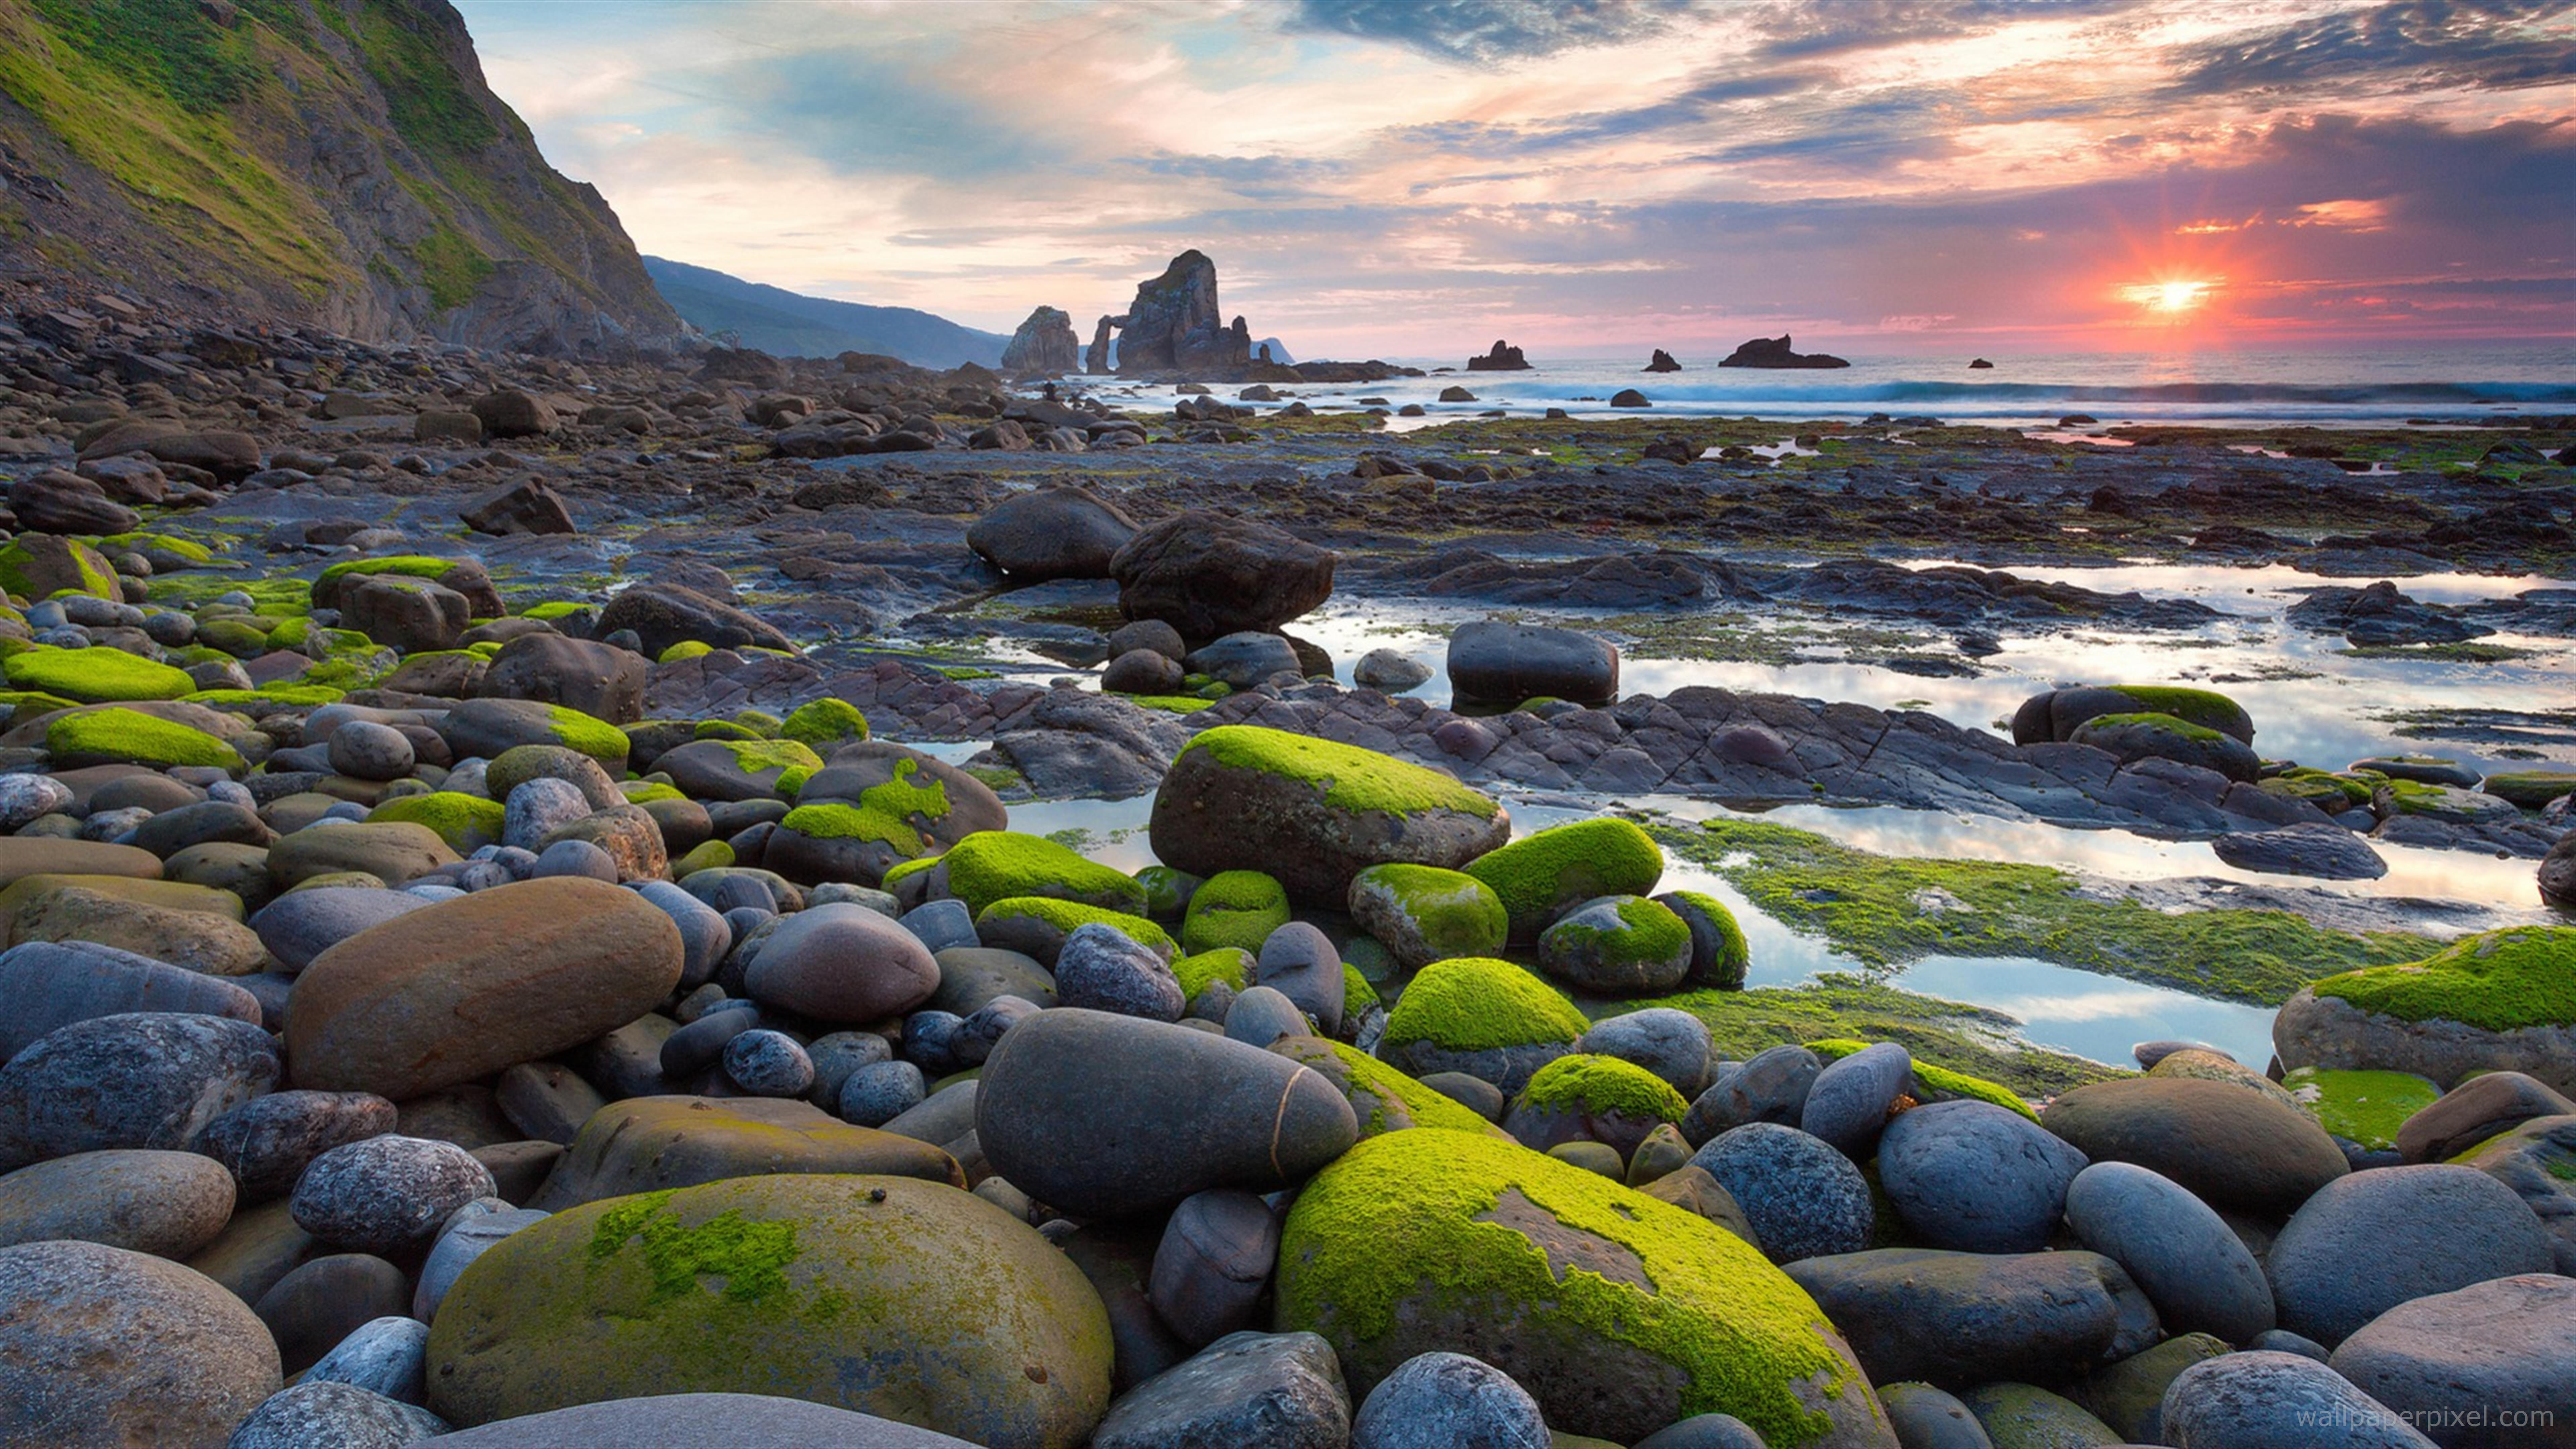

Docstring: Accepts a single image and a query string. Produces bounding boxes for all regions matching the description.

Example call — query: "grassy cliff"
[0,0,678,349]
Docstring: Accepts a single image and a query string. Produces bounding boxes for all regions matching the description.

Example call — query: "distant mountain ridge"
[643,257,1007,369]
[0,0,679,351]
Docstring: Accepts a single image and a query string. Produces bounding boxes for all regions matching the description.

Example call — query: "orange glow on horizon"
[2119,277,2218,314]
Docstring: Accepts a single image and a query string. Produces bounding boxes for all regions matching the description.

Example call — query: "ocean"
[1063,341,2576,430]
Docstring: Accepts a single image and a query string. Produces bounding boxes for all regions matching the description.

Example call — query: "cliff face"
[1110,249,1249,377]
[0,0,680,352]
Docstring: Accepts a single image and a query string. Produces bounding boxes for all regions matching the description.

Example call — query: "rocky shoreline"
[0,289,2572,1448]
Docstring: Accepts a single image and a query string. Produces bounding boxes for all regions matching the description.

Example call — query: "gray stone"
[0,1147,236,1257]
[225,1379,447,1448]
[805,1030,894,1106]
[1448,622,1617,706]
[1688,1122,1873,1264]
[1683,1044,1821,1145]
[1801,1041,1913,1158]
[2250,1328,2333,1361]
[1878,1099,2088,1252]
[1876,1383,1995,1449]
[1536,894,1691,995]
[0,1239,282,1447]
[0,939,263,1057]
[744,902,942,1023]
[305,1315,431,1404]
[288,1134,498,1256]
[2063,1160,2275,1343]
[2329,1273,2576,1449]
[0,1011,279,1170]
[632,879,732,989]
[1632,1413,1770,1449]
[2211,822,2387,880]
[427,1394,982,1447]
[1785,1247,2161,1390]
[1254,921,1344,1036]
[2397,1072,2575,1163]
[723,1028,817,1097]
[901,898,979,954]
[2160,1351,2435,1448]
[1225,985,1309,1048]
[838,1060,926,1128]
[502,777,593,853]
[2457,1115,2576,1275]
[2041,1075,2349,1217]
[976,1008,1358,1217]
[1186,632,1302,688]
[416,1205,547,1323]
[251,888,432,974]
[1054,920,1186,1021]
[1576,1008,1714,1099]
[1090,1329,1351,1449]
[2266,1164,2555,1345]
[193,1089,398,1201]
[329,721,416,783]
[1352,649,1432,691]
[1149,1188,1280,1348]
[952,995,1041,1067]
[1350,1351,1549,1449]
[530,837,618,882]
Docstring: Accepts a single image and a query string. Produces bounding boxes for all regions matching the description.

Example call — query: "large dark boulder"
[476,634,648,725]
[595,583,793,658]
[1110,513,1334,639]
[1447,623,1618,706]
[968,486,1138,581]
[1000,306,1082,375]
[1464,339,1529,371]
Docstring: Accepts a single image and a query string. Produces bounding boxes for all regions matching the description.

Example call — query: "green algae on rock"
[1519,1053,1689,1122]
[939,831,1146,917]
[1172,947,1256,1003]
[974,897,1175,964]
[1180,869,1290,955]
[424,1174,1114,1448]
[1807,1038,2038,1122]
[1662,820,2430,1005]
[1150,724,1508,904]
[1273,1128,1885,1446]
[1466,818,1665,940]
[367,792,505,853]
[1660,889,1751,991]
[2275,926,2576,1093]
[2281,1066,2441,1155]
[1381,956,1588,1092]
[5,646,193,703]
[780,697,870,749]
[1346,862,1509,969]
[1538,895,1694,995]
[1267,1034,1510,1140]
[46,706,243,770]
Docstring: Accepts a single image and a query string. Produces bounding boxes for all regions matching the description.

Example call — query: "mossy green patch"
[620,780,686,804]
[523,600,588,621]
[1123,693,1219,714]
[2482,770,2576,809]
[1173,947,1256,1001]
[1272,1035,1505,1139]
[1466,818,1665,939]
[97,531,216,566]
[780,697,869,749]
[778,802,922,857]
[2282,1066,2441,1152]
[586,1189,800,1305]
[368,791,505,852]
[2312,926,2576,1032]
[1184,724,1499,818]
[4,645,193,703]
[317,556,465,592]
[1519,1053,1689,1121]
[1663,890,1750,990]
[2261,768,2377,810]
[1543,896,1692,970]
[46,706,241,770]
[1351,863,1509,960]
[705,737,822,795]
[850,758,949,829]
[1182,869,1291,954]
[1664,820,2431,1006]
[2102,686,2251,739]
[1276,1128,1859,1446]
[0,535,117,601]
[974,897,1174,954]
[1343,963,1379,1014]
[1808,1038,2038,1121]
[672,840,735,877]
[940,831,1145,916]
[542,705,632,769]
[2077,710,2225,744]
[1383,957,1588,1053]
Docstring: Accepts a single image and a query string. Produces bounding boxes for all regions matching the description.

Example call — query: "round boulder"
[0,1239,282,1447]
[2264,1164,2555,1345]
[1878,1099,2088,1253]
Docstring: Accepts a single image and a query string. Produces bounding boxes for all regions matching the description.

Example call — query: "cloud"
[1747,0,2153,58]
[1282,0,1698,61]
[2166,0,2576,96]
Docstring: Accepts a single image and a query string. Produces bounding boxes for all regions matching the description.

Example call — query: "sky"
[450,0,2576,359]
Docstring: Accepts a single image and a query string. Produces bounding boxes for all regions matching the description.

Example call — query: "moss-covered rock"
[1268,1035,1509,1141]
[2276,926,2576,1093]
[440,699,630,772]
[366,792,506,854]
[1807,1038,2038,1123]
[937,832,1145,917]
[764,801,929,887]
[5,646,193,703]
[653,737,825,802]
[0,534,118,600]
[2281,1066,2440,1159]
[1180,869,1290,955]
[1538,895,1693,995]
[975,897,1174,967]
[1505,1052,1689,1159]
[1171,947,1255,1004]
[1659,890,1751,991]
[313,556,502,616]
[1346,863,1508,969]
[1149,724,1508,905]
[45,706,242,770]
[424,1174,1113,1445]
[1466,818,1665,941]
[2068,712,2261,782]
[1273,1128,1886,1446]
[779,697,870,749]
[2016,685,2253,745]
[2482,769,2576,810]
[1381,956,1588,1093]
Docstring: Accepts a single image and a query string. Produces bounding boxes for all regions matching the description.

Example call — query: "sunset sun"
[2120,277,2218,315]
